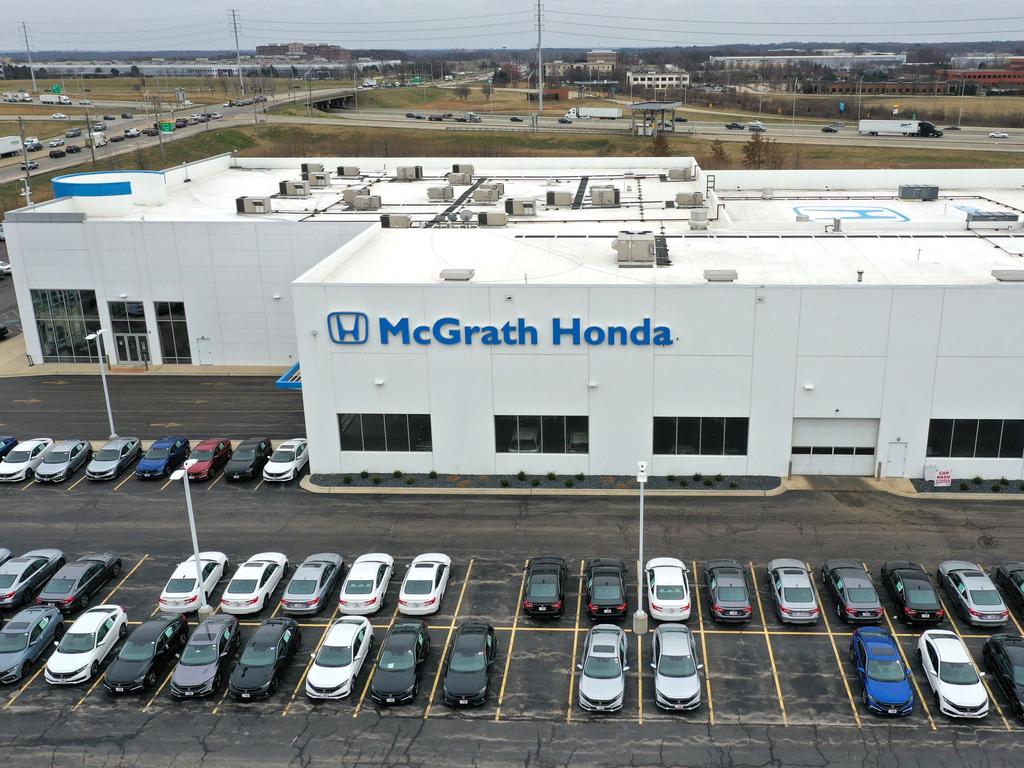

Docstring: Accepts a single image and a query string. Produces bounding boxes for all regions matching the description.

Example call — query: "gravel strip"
[311,472,781,491]
[912,478,1024,494]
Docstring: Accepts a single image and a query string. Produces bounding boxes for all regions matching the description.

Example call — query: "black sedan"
[821,125,839,133]
[224,437,273,481]
[170,615,239,698]
[983,634,1024,717]
[0,549,65,609]
[523,557,567,618]
[104,614,189,694]
[228,618,300,700]
[995,562,1024,612]
[48,149,66,159]
[880,561,944,624]
[370,621,430,705]
[441,622,496,706]
[65,144,82,154]
[821,560,883,623]
[703,559,753,622]
[36,553,122,613]
[585,558,628,621]
[725,122,745,130]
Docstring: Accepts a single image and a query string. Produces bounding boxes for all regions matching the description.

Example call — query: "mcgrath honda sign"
[327,313,673,347]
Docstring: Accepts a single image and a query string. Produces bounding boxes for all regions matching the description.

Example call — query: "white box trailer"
[857,119,943,137]
[0,136,23,157]
[564,106,622,120]
[40,94,72,105]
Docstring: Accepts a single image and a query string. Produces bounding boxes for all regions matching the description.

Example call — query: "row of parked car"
[0,436,310,484]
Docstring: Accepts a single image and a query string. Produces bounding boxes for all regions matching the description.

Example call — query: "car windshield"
[583,655,622,680]
[233,449,256,461]
[658,653,697,677]
[784,587,814,604]
[44,451,70,464]
[939,660,980,685]
[179,642,218,666]
[970,590,1002,606]
[379,645,415,672]
[528,578,558,600]
[288,579,318,596]
[4,450,31,463]
[118,638,156,662]
[866,657,905,682]
[226,579,258,595]
[45,578,77,595]
[58,632,95,653]
[271,450,294,463]
[593,582,622,601]
[0,575,17,589]
[404,580,433,595]
[448,648,486,674]
[239,642,277,667]
[344,579,373,595]
[145,448,170,460]
[1013,665,1024,687]
[95,448,121,461]
[905,587,936,606]
[164,577,196,594]
[846,587,878,603]
[717,586,747,602]
[0,632,29,653]
[191,450,215,461]
[655,585,686,600]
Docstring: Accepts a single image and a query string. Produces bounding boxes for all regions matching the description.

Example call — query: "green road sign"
[51,84,62,94]
[159,122,174,133]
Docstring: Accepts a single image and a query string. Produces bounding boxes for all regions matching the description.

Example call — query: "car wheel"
[25,468,33,479]
[90,661,99,679]
[20,660,32,678]
[119,623,127,639]
[269,677,278,695]
[80,594,89,610]
[861,689,867,706]
[112,562,122,577]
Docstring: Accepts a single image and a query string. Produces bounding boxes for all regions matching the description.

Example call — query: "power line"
[545,9,1024,26]
[544,20,1024,40]
[243,11,531,26]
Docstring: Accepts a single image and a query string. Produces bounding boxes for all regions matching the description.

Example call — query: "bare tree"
[454,85,471,101]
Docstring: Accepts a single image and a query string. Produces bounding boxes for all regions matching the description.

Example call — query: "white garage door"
[791,418,879,476]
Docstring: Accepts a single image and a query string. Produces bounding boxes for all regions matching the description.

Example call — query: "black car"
[441,622,496,706]
[103,115,116,121]
[370,621,430,705]
[725,122,745,129]
[228,618,300,700]
[36,553,122,613]
[523,557,567,618]
[104,614,189,694]
[557,117,572,124]
[175,118,188,128]
[510,116,524,122]
[674,116,688,123]
[405,112,416,118]
[428,115,443,121]
[170,615,239,698]
[703,559,753,622]
[109,135,125,143]
[983,634,1024,717]
[224,438,273,481]
[65,144,82,154]
[120,112,134,119]
[48,149,66,159]
[142,128,159,136]
[995,562,1024,612]
[880,561,944,625]
[821,560,883,623]
[585,558,628,621]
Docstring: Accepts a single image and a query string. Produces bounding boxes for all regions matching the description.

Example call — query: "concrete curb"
[883,488,1024,502]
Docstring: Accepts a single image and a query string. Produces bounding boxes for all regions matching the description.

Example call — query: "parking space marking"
[72,668,108,711]
[160,478,175,491]
[20,479,34,491]
[749,562,788,725]
[206,474,224,491]
[143,669,175,712]
[566,559,585,724]
[3,662,48,709]
[66,475,87,492]
[211,683,231,715]
[424,558,475,719]
[493,559,528,722]
[113,473,134,491]
[253,479,265,492]
[807,562,861,728]
[352,603,400,718]
[692,560,714,725]
[282,604,341,716]
[102,555,149,604]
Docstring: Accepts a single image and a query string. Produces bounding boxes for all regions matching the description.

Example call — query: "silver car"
[577,624,628,712]
[767,558,820,624]
[937,560,1009,627]
[280,553,345,615]
[33,439,92,483]
[0,549,64,608]
[86,437,142,481]
[0,606,65,684]
[650,624,702,710]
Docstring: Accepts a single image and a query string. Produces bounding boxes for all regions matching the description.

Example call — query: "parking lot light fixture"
[633,461,649,636]
[84,330,117,439]
[171,459,213,616]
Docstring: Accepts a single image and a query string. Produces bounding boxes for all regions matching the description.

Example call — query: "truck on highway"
[857,119,943,137]
[564,106,622,120]
[85,131,107,148]
[0,136,23,157]
[40,94,72,105]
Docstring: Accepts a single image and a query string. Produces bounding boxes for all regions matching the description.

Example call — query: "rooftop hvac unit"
[235,196,271,215]
[427,186,454,201]
[761,189,774,200]
[967,211,1019,223]
[675,192,704,208]
[452,163,475,174]
[472,187,499,203]
[667,167,694,181]
[342,187,369,205]
[303,171,331,187]
[504,198,537,216]
[590,185,620,208]
[278,180,310,198]
[479,182,504,196]
[546,190,573,207]
[612,232,656,268]
[447,172,473,185]
[689,208,709,230]
[396,165,423,181]
[380,214,412,228]
[704,269,738,283]
[352,195,382,211]
[898,184,939,201]
[301,162,324,173]
[478,212,508,227]
[336,166,360,177]
[440,268,475,281]
[796,213,811,223]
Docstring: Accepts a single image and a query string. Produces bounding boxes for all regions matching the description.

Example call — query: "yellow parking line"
[159,477,175,491]
[211,684,231,715]
[566,559,585,724]
[808,562,861,728]
[494,559,528,722]
[143,669,175,712]
[72,669,107,711]
[253,479,265,492]
[20,479,34,491]
[352,603,400,718]
[101,555,149,604]
[637,627,644,725]
[282,604,341,716]
[692,560,715,726]
[749,562,788,725]
[206,473,224,491]
[113,473,134,491]
[4,663,46,709]
[66,475,87,492]
[424,558,474,719]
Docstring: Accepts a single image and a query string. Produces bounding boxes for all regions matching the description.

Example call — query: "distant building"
[949,53,1013,69]
[709,52,907,71]
[627,69,690,89]
[826,80,946,95]
[255,42,351,62]
[545,50,619,80]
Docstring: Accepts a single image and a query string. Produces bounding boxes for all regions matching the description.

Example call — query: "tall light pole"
[633,461,649,636]
[85,330,117,439]
[957,77,966,128]
[170,459,213,616]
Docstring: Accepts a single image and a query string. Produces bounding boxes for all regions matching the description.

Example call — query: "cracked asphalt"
[2,474,1024,766]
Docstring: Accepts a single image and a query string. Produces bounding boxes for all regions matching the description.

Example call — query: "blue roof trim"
[275,362,302,390]
[53,179,132,198]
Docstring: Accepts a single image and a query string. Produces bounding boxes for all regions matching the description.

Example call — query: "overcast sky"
[3,1,1020,52]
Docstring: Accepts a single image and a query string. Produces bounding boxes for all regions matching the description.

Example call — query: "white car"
[51,113,68,120]
[339,553,394,614]
[210,112,223,120]
[917,629,989,719]
[0,438,54,482]
[989,131,1009,139]
[305,616,373,699]
[48,138,65,147]
[0,260,11,274]
[78,99,92,105]
[44,605,128,685]
[645,557,691,621]
[158,551,229,613]
[123,128,140,138]
[398,553,451,615]
[23,137,39,147]
[219,552,288,614]
[262,439,309,482]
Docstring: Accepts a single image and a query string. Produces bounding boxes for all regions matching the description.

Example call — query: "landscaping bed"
[912,477,1024,494]
[310,471,781,491]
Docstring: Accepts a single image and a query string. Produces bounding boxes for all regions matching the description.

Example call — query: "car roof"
[590,558,625,571]
[769,558,806,572]
[194,438,227,450]
[960,572,993,585]
[942,560,981,573]
[277,439,305,450]
[325,620,363,645]
[931,635,971,662]
[151,436,187,447]
[49,439,85,451]
[530,557,565,570]
[301,553,342,566]
[650,564,686,585]
[100,438,138,449]
[132,615,179,640]
[1000,562,1024,573]
[12,438,49,450]
[835,569,873,588]
[235,437,269,448]
[4,607,53,626]
[70,607,120,632]
[250,618,294,640]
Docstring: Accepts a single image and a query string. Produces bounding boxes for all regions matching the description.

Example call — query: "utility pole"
[536,0,543,122]
[17,116,32,206]
[83,104,97,167]
[230,9,245,95]
[20,22,38,95]
[957,78,965,129]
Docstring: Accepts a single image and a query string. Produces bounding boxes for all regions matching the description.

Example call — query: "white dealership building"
[3,154,1024,481]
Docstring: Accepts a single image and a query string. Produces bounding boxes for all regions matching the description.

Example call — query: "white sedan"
[158,551,228,613]
[645,557,692,621]
[305,616,373,699]
[262,439,309,482]
[51,113,68,120]
[0,438,54,482]
[48,138,65,147]
[219,553,288,614]
[339,553,393,615]
[398,553,451,615]
[45,605,128,684]
[918,629,989,718]
[989,131,1009,139]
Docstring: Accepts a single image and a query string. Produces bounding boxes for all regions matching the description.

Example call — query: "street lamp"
[633,461,649,636]
[85,330,117,439]
[170,459,214,617]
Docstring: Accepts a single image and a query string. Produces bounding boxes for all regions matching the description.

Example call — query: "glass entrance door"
[114,333,150,365]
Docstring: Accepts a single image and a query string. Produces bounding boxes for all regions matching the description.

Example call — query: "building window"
[338,414,432,452]
[30,289,101,363]
[494,415,589,454]
[108,301,148,334]
[652,417,750,455]
[927,418,1024,459]
[155,302,192,364]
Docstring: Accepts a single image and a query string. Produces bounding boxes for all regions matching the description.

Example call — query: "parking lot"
[2,480,1024,767]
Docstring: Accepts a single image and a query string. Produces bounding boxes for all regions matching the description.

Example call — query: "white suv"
[262,439,309,482]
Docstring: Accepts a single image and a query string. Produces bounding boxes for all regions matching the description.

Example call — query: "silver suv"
[766,559,820,624]
[937,560,1008,627]
[577,624,627,712]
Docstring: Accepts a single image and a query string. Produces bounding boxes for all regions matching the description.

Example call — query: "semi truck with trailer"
[564,106,623,120]
[40,94,72,105]
[857,119,943,137]
[0,136,24,157]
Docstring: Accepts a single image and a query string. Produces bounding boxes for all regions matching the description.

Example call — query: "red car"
[186,439,233,481]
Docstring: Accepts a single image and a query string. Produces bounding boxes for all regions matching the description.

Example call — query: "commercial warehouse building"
[4,155,1024,482]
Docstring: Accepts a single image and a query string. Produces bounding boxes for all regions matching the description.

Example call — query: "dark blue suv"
[135,436,190,479]
[0,436,17,462]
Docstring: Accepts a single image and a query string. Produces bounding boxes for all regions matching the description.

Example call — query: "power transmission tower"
[20,22,38,94]
[230,9,245,95]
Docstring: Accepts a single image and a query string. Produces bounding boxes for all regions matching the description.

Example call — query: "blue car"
[0,436,17,462]
[850,627,914,716]
[135,436,190,479]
